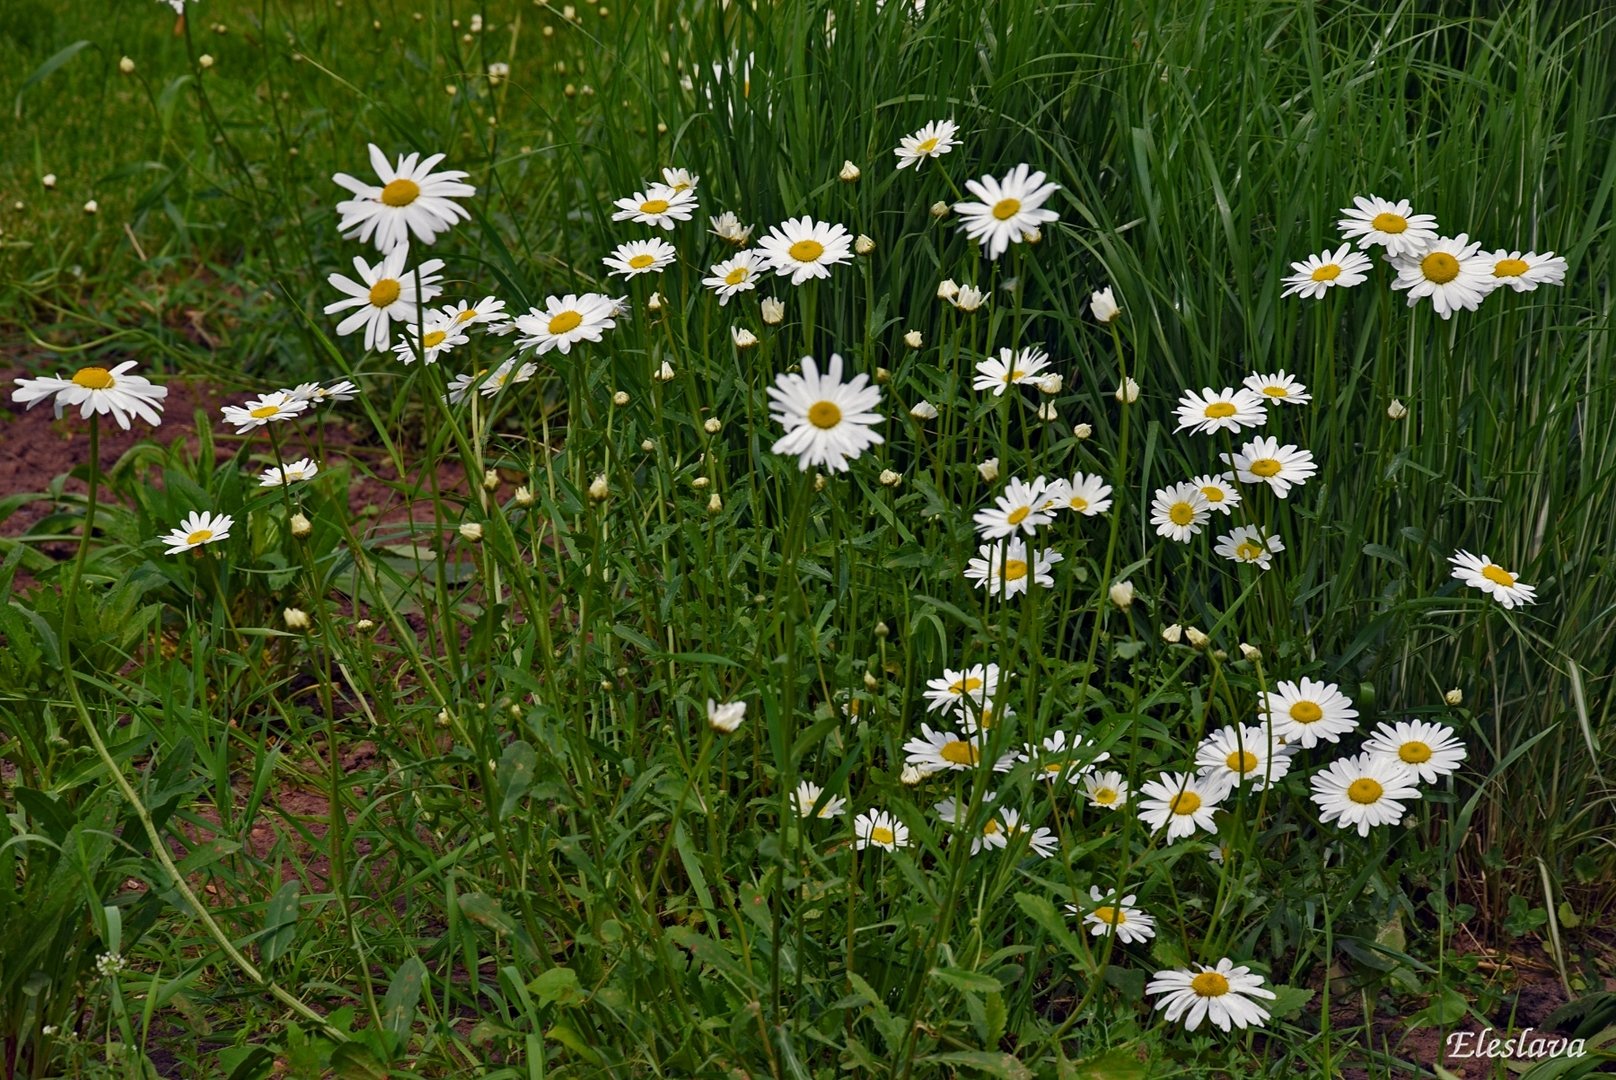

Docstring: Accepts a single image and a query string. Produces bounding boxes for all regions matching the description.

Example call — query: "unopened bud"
[653,360,675,382]
[1387,398,1408,420]
[813,473,827,492]
[707,493,723,514]
[854,234,875,255]
[761,296,785,324]
[1074,423,1093,440]
[119,57,136,74]
[514,485,534,506]
[936,278,959,301]
[588,474,609,501]
[290,512,312,538]
[1037,373,1063,394]
[875,367,890,384]
[1445,688,1463,706]
[640,438,656,452]
[904,330,922,349]
[283,607,311,631]
[879,469,902,488]
[483,469,500,491]
[929,200,949,219]
[1185,627,1209,649]
[863,670,880,691]
[704,417,722,433]
[1036,402,1060,422]
[1108,580,1135,609]
[647,291,664,312]
[1161,623,1183,644]
[355,618,376,633]
[1239,642,1261,662]
[731,327,758,349]
[910,400,938,420]
[1115,377,1140,403]
[613,390,630,406]
[839,160,861,182]
[691,476,710,489]
[977,457,1000,483]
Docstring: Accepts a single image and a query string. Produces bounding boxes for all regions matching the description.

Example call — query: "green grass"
[3,0,1616,1076]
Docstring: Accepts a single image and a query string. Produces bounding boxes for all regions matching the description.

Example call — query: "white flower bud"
[459,521,484,542]
[514,485,535,506]
[1108,580,1135,609]
[910,400,938,420]
[1388,398,1408,419]
[119,57,136,74]
[707,492,723,514]
[290,512,312,538]
[198,54,215,69]
[731,327,758,349]
[839,160,861,182]
[653,360,675,382]
[1239,642,1261,662]
[707,698,746,733]
[1185,626,1209,649]
[41,174,56,190]
[863,670,880,691]
[903,330,922,349]
[761,296,785,324]
[953,285,986,312]
[647,291,663,312]
[1090,286,1122,323]
[929,200,950,218]
[936,278,960,301]
[640,439,656,452]
[612,390,630,406]
[691,476,710,489]
[977,457,1000,482]
[588,474,609,501]
[854,233,875,255]
[813,473,827,492]
[1074,423,1093,440]
[1161,623,1183,644]
[1114,377,1140,403]
[1445,688,1464,706]
[900,764,926,784]
[1037,372,1063,394]
[704,417,722,433]
[879,469,902,487]
[82,199,99,215]
[283,607,311,631]
[482,469,500,491]
[1036,401,1060,422]
[355,618,376,633]
[874,367,890,384]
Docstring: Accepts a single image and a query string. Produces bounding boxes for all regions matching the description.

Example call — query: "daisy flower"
[1214,525,1285,570]
[973,476,1054,539]
[603,238,677,279]
[393,315,470,366]
[1083,771,1129,810]
[439,296,512,332]
[708,212,754,245]
[766,353,884,473]
[997,730,1109,783]
[1048,473,1113,516]
[610,183,697,230]
[956,698,1013,735]
[922,663,1000,714]
[161,510,234,555]
[1261,677,1359,748]
[1146,959,1275,1032]
[1150,482,1211,543]
[660,167,699,193]
[893,119,959,170]
[221,391,310,434]
[1280,244,1373,299]
[1191,473,1242,516]
[1077,887,1156,944]
[1481,249,1567,293]
[1196,724,1291,792]
[444,358,538,404]
[854,809,909,851]
[1389,234,1494,319]
[1242,370,1311,406]
[332,144,475,253]
[1449,549,1537,609]
[1310,753,1422,837]
[260,458,319,487]
[964,539,1063,600]
[12,361,167,430]
[324,243,445,353]
[903,723,985,774]
[1337,195,1440,258]
[1221,436,1317,499]
[1174,386,1268,436]
[934,794,1002,855]
[286,380,360,405]
[701,250,766,305]
[794,781,847,819]
[1001,810,1058,858]
[513,294,621,356]
[756,216,855,285]
[1137,772,1224,841]
[1363,720,1467,784]
[954,164,1061,260]
[973,347,1052,396]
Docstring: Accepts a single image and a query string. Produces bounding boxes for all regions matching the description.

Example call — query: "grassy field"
[3,0,1616,1076]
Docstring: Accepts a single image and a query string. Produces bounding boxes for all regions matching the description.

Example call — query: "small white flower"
[260,458,319,487]
[707,698,747,733]
[1090,287,1121,323]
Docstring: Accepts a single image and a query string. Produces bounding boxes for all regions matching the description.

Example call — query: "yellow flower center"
[1042,762,1065,775]
[1310,263,1342,282]
[1421,252,1460,284]
[724,266,750,285]
[1249,458,1282,478]
[454,308,480,323]
[1001,558,1029,582]
[940,740,980,766]
[1190,972,1231,997]
[1169,502,1196,526]
[1399,741,1432,764]
[547,310,584,335]
[250,405,281,419]
[1069,496,1088,511]
[639,198,671,215]
[1201,485,1226,503]
[1204,401,1237,418]
[1093,906,1126,926]
[422,330,447,349]
[807,401,842,429]
[1494,258,1529,278]
[1289,701,1324,724]
[380,178,421,207]
[1093,787,1117,805]
[628,253,657,269]
[72,367,116,390]
[982,819,1001,835]
[1235,541,1264,562]
[186,529,214,545]
[788,239,825,263]
[915,136,940,153]
[991,198,1022,221]
[1227,750,1259,773]
[1261,385,1289,398]
[870,826,895,846]
[1007,506,1031,525]
[949,677,983,696]
[1371,212,1408,234]
[1347,778,1384,804]
[1169,792,1202,816]
[1002,369,1026,383]
[1481,564,1516,587]
[368,279,401,308]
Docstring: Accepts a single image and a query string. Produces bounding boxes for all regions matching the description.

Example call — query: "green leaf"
[529,966,584,1008]
[930,967,1002,995]
[919,1051,1032,1080]
[495,740,538,820]
[14,40,97,119]
[261,880,300,968]
[381,956,427,1040]
[1265,984,1316,1021]
[1013,892,1094,974]
[1064,1047,1149,1080]
[1407,987,1468,1029]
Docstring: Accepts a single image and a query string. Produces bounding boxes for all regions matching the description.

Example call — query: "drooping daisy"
[935,793,1002,855]
[1077,887,1156,944]
[603,238,677,279]
[1214,525,1285,570]
[973,347,1052,397]
[439,296,512,332]
[1389,234,1494,319]
[610,183,697,230]
[1310,753,1422,837]
[954,164,1061,260]
[1242,370,1311,406]
[12,361,168,430]
[1337,195,1440,258]
[332,144,475,253]
[1195,724,1291,792]
[660,167,699,193]
[708,212,754,245]
[1363,720,1467,784]
[1137,772,1225,841]
[1001,809,1059,858]
[1174,386,1268,436]
[444,357,538,404]
[1481,249,1567,293]
[1221,436,1317,499]
[1146,959,1276,1032]
[854,809,909,851]
[392,314,470,366]
[513,294,621,356]
[964,539,1063,600]
[221,391,311,434]
[997,730,1109,783]
[922,663,1001,714]
[766,353,884,473]
[1191,473,1242,515]
[794,780,848,819]
[893,119,960,170]
[701,250,766,305]
[324,243,445,353]
[1083,771,1129,810]
[285,380,360,405]
[903,723,985,775]
[1280,244,1374,299]
[755,217,855,285]
[259,458,319,487]
[1049,473,1113,516]
[973,476,1054,539]
[1450,549,1537,609]
[1261,677,1359,748]
[1150,482,1211,543]
[161,510,234,555]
